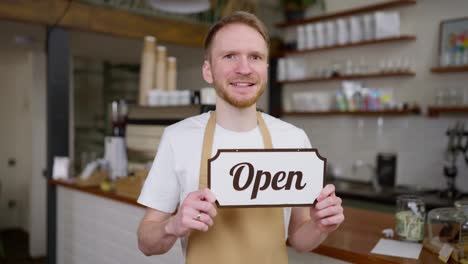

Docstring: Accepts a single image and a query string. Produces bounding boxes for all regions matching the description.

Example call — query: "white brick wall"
[57,187,184,264]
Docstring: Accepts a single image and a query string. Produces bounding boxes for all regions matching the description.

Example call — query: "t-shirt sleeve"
[301,129,312,148]
[137,129,180,213]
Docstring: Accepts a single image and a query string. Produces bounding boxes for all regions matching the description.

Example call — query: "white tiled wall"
[284,115,468,192]
[57,187,348,264]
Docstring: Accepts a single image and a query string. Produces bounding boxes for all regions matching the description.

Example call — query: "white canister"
[315,22,325,48]
[349,16,363,43]
[336,19,349,45]
[375,11,400,39]
[201,87,217,105]
[362,14,375,41]
[178,90,191,105]
[159,91,170,106]
[297,26,306,50]
[325,21,336,46]
[305,24,316,49]
[148,89,162,106]
[168,91,178,105]
[286,58,307,80]
[277,58,287,81]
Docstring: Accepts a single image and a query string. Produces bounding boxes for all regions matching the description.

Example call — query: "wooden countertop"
[50,179,144,208]
[314,207,445,264]
[50,180,444,263]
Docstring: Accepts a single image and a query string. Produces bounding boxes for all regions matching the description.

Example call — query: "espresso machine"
[104,100,128,181]
[441,121,468,199]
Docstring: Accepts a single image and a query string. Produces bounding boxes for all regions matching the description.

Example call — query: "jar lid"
[397,194,425,203]
[455,199,468,208]
[428,207,467,223]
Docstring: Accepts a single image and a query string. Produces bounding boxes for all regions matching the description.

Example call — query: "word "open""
[229,162,307,199]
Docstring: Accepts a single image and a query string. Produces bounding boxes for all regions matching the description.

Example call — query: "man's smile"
[229,81,256,90]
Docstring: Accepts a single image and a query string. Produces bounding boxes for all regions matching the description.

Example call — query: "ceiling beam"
[0,0,209,47]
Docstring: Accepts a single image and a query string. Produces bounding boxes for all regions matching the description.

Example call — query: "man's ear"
[202,60,213,84]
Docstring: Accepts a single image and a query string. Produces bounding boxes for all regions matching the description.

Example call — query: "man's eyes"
[223,54,264,60]
[250,55,262,60]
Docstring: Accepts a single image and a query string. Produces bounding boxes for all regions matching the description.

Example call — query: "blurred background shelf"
[282,35,416,55]
[430,65,468,73]
[276,0,416,27]
[427,106,468,117]
[282,107,421,117]
[127,105,201,125]
[278,72,415,84]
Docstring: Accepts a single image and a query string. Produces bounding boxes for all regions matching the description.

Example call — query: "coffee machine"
[441,121,468,199]
[104,100,128,181]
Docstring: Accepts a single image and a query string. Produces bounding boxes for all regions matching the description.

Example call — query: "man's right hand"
[165,188,217,237]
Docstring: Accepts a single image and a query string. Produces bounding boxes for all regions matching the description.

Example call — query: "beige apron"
[186,111,288,264]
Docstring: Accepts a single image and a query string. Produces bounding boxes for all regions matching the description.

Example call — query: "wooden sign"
[208,149,326,207]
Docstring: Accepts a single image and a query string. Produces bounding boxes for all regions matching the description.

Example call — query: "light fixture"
[147,0,211,14]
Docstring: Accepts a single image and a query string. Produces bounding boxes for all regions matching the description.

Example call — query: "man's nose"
[235,57,252,75]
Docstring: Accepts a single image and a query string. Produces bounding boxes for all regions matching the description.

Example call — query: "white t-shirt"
[137,112,312,252]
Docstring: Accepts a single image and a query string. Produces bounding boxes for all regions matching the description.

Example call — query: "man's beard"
[214,78,266,108]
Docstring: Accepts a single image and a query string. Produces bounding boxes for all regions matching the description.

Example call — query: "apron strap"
[199,111,272,187]
[199,112,217,187]
[257,111,273,149]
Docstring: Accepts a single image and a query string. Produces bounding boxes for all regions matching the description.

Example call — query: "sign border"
[207,148,327,208]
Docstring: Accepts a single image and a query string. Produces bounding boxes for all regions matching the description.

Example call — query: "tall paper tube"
[154,45,167,90]
[138,36,156,105]
[166,57,177,91]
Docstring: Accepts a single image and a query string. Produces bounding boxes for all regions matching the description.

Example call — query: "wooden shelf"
[276,0,416,28]
[282,35,416,56]
[427,106,468,117]
[128,105,201,125]
[430,65,468,73]
[282,108,420,117]
[278,71,415,84]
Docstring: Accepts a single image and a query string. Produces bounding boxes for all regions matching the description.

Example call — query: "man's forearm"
[138,217,178,256]
[289,220,328,253]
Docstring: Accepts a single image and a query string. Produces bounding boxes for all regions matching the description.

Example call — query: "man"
[137,11,344,264]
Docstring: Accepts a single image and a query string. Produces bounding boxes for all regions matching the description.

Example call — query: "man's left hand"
[310,184,344,233]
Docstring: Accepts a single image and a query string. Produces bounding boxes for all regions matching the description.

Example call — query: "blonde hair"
[204,11,269,59]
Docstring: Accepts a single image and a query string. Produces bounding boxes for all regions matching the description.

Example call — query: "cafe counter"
[50,180,445,264]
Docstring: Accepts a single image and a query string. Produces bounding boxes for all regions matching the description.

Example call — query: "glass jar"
[428,207,461,244]
[395,195,425,242]
[427,206,468,261]
[455,200,468,259]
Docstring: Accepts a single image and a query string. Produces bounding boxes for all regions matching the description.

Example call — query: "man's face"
[202,23,268,108]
